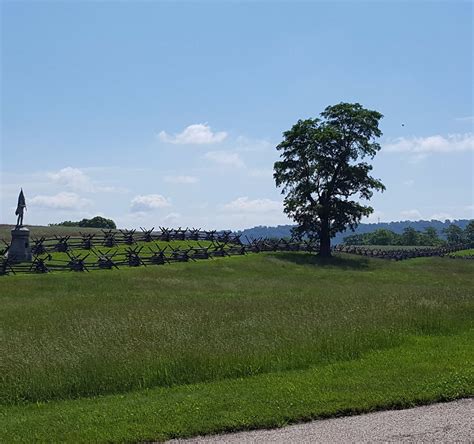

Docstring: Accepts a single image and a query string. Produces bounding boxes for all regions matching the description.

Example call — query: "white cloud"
[384,133,474,154]
[204,151,245,168]
[223,197,282,213]
[29,192,92,210]
[455,116,474,123]
[249,168,274,179]
[163,212,181,225]
[130,194,171,212]
[159,124,227,145]
[163,175,199,184]
[235,136,274,152]
[402,179,415,187]
[48,167,94,192]
[400,209,422,220]
[47,167,119,193]
[430,212,453,221]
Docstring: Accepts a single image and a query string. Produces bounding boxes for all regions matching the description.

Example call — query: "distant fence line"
[333,244,469,261]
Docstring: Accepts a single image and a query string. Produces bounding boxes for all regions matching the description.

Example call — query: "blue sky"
[1,1,473,230]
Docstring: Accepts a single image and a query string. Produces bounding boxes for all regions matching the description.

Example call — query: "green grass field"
[1,252,473,442]
[0,224,105,242]
[450,248,474,257]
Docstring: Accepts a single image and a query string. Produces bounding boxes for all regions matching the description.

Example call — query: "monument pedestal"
[8,227,32,263]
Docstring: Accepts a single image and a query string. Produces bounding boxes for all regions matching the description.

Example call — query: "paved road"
[170,398,473,443]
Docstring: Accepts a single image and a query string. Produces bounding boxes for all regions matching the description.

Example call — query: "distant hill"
[236,219,472,244]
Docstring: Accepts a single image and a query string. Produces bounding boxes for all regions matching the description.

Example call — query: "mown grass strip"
[1,331,473,443]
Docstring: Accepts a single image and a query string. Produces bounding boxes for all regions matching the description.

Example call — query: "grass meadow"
[451,248,474,257]
[0,224,104,241]
[1,252,473,441]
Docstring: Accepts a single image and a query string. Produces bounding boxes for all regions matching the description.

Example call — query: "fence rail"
[1,229,471,276]
[2,227,243,257]
[0,236,319,276]
[333,244,469,260]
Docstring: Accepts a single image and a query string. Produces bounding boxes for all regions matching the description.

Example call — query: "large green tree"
[443,224,465,245]
[274,103,385,257]
[464,220,474,247]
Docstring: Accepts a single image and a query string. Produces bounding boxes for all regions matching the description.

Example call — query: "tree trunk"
[319,218,331,257]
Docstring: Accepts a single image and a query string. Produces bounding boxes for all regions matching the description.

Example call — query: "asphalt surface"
[169,398,474,443]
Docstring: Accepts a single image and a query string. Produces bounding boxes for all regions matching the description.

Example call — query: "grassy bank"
[451,248,474,257]
[1,253,473,405]
[1,252,473,441]
[1,331,472,442]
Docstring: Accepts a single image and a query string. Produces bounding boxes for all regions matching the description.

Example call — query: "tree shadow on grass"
[267,252,371,270]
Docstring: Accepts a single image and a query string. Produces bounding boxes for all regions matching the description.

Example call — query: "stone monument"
[8,189,32,262]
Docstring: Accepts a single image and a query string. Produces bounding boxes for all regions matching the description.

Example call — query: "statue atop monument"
[8,189,32,262]
[15,189,26,228]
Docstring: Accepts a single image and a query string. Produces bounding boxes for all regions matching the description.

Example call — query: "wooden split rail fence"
[2,228,469,275]
[0,233,319,276]
[1,228,243,257]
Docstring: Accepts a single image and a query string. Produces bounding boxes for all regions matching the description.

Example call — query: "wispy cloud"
[130,194,171,212]
[48,167,94,192]
[248,168,273,179]
[455,116,474,123]
[29,192,92,210]
[400,209,422,220]
[384,133,474,153]
[235,136,274,152]
[204,151,245,168]
[223,196,282,213]
[48,167,118,193]
[430,212,453,221]
[159,124,227,145]
[163,212,181,225]
[163,175,199,184]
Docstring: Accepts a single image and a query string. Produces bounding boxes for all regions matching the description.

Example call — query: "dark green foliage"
[274,103,385,256]
[238,220,472,244]
[367,228,396,245]
[343,226,444,246]
[400,227,419,246]
[419,227,441,245]
[50,216,117,229]
[79,216,116,229]
[465,221,474,247]
[444,224,465,245]
[342,233,367,245]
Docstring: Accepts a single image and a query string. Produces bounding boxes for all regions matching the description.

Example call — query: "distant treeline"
[49,216,117,229]
[344,223,473,246]
[237,219,473,245]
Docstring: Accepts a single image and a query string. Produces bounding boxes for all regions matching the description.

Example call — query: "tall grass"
[1,253,473,405]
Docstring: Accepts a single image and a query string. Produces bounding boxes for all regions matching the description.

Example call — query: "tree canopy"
[343,226,445,246]
[274,102,385,257]
[50,216,117,229]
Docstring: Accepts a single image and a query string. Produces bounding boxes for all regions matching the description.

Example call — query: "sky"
[1,1,473,230]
